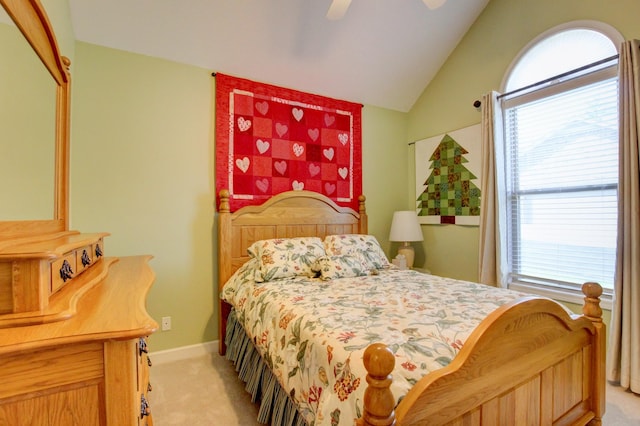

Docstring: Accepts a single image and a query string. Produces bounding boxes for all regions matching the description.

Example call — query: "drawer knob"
[147,356,152,367]
[148,382,153,392]
[95,244,103,258]
[59,260,74,282]
[81,249,91,267]
[140,394,151,418]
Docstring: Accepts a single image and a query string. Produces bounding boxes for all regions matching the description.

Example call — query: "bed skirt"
[225,309,307,426]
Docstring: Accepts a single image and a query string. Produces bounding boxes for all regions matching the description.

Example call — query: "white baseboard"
[149,340,219,365]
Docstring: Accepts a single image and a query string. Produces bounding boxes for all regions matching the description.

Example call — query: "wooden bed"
[217,189,605,426]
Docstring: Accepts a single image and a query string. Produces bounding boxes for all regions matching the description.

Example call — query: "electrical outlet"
[161,316,171,331]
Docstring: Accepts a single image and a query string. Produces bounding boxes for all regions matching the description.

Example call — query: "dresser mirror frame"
[0,0,70,238]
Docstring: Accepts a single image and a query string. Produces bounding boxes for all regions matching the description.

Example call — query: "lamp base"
[397,243,415,269]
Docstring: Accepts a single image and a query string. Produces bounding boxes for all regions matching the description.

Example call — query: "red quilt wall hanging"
[215,73,362,212]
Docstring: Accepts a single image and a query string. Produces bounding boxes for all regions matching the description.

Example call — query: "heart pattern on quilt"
[309,163,320,177]
[256,178,269,193]
[308,128,319,141]
[293,143,304,157]
[255,101,269,115]
[256,139,270,154]
[325,182,336,195]
[338,167,348,180]
[292,180,304,190]
[338,133,349,145]
[292,108,304,122]
[276,123,288,137]
[323,148,335,161]
[274,160,287,175]
[236,157,250,173]
[238,117,252,132]
[324,113,335,127]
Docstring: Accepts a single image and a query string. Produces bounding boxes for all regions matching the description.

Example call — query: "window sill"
[509,281,612,311]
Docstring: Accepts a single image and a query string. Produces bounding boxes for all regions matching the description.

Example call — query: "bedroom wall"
[407,0,640,283]
[70,42,408,351]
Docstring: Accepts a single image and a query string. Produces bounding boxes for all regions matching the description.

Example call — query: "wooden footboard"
[358,282,605,426]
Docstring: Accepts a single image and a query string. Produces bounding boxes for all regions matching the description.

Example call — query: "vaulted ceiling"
[68,0,490,112]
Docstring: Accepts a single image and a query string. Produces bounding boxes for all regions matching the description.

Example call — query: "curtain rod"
[472,53,619,108]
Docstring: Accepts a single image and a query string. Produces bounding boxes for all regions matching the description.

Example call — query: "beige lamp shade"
[389,211,424,269]
[422,0,447,10]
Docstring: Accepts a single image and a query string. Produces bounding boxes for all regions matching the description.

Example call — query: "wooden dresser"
[0,1,158,424]
[0,255,158,425]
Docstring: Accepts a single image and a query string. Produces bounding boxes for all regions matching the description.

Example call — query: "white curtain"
[478,91,508,287]
[607,39,640,394]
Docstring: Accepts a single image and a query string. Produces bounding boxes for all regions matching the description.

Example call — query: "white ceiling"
[68,0,490,112]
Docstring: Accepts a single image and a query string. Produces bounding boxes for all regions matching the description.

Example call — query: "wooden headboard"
[217,189,367,354]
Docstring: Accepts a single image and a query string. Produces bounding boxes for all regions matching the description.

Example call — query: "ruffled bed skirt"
[225,309,307,426]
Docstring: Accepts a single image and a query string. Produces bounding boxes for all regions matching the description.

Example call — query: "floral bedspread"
[221,263,527,426]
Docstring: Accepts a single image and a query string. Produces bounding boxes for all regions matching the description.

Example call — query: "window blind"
[503,74,618,291]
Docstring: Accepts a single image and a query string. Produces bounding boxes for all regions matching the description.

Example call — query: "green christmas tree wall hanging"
[416,134,481,224]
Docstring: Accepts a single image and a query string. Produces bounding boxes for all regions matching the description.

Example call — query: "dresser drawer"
[93,239,105,260]
[51,252,77,293]
[80,238,105,273]
[0,342,104,400]
[50,238,105,295]
[76,245,94,274]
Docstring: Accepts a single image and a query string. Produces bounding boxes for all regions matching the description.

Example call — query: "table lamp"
[389,210,424,269]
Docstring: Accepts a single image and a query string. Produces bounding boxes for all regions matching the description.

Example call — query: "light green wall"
[407,0,640,282]
[71,43,216,351]
[362,105,408,251]
[70,43,408,351]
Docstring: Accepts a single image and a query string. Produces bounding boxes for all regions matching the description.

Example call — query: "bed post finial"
[358,195,368,234]
[359,195,366,214]
[357,343,396,426]
[218,188,232,355]
[582,281,605,425]
[219,189,230,213]
[582,282,603,323]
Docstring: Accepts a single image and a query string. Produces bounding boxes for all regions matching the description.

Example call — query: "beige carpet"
[149,353,640,425]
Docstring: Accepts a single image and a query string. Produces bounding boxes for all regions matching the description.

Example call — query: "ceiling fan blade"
[422,0,447,10]
[326,0,352,20]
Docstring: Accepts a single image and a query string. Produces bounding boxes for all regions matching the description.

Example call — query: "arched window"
[505,27,619,91]
[499,22,621,303]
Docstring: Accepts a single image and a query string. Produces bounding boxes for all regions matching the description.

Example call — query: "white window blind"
[503,71,618,292]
